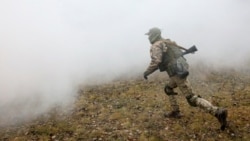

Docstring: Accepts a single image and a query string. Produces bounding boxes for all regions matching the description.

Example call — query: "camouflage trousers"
[166,75,218,116]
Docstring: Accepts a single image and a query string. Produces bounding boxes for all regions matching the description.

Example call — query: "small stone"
[52,135,56,139]
[165,127,169,130]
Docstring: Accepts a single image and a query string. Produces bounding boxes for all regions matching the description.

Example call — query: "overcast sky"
[0,0,249,126]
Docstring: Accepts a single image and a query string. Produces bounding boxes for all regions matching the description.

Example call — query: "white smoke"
[0,0,249,126]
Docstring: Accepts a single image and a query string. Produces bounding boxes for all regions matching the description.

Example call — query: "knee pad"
[164,85,177,95]
[186,94,201,107]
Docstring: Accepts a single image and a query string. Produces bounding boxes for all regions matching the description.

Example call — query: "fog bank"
[0,0,249,126]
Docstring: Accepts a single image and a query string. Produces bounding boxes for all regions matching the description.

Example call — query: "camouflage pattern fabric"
[144,38,181,75]
[144,38,218,116]
[167,75,218,115]
[144,40,165,76]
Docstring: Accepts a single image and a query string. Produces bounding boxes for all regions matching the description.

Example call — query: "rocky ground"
[0,68,250,141]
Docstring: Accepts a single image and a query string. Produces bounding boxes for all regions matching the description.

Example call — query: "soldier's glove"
[143,71,150,80]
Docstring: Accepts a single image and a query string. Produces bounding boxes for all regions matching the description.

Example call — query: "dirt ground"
[0,68,250,141]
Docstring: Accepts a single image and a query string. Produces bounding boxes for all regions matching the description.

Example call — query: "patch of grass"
[1,70,250,140]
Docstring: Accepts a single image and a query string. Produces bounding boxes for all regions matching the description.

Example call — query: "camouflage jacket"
[144,39,179,76]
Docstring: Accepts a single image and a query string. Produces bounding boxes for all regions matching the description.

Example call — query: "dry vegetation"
[0,68,250,141]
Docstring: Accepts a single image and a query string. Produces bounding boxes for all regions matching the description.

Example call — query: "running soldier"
[143,27,227,130]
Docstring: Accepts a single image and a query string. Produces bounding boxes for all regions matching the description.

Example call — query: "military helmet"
[145,27,161,35]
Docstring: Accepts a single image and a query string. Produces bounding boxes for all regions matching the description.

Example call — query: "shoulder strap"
[163,39,187,51]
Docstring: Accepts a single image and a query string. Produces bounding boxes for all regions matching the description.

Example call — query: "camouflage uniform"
[144,38,218,115]
[144,27,227,130]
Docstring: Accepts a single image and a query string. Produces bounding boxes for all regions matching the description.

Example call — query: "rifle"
[181,45,197,56]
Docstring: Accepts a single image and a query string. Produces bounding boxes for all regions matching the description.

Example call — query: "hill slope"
[0,69,250,141]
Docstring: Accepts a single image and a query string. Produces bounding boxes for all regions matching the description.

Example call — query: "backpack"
[158,41,189,78]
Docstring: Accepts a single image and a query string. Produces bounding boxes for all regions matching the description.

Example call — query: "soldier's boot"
[164,110,183,118]
[215,108,228,130]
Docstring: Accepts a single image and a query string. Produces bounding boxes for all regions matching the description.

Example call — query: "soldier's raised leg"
[175,76,228,130]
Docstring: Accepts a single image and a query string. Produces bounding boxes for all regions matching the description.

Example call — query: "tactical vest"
[158,43,189,78]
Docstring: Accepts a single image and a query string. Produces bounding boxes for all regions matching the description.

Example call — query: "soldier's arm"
[144,43,163,76]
